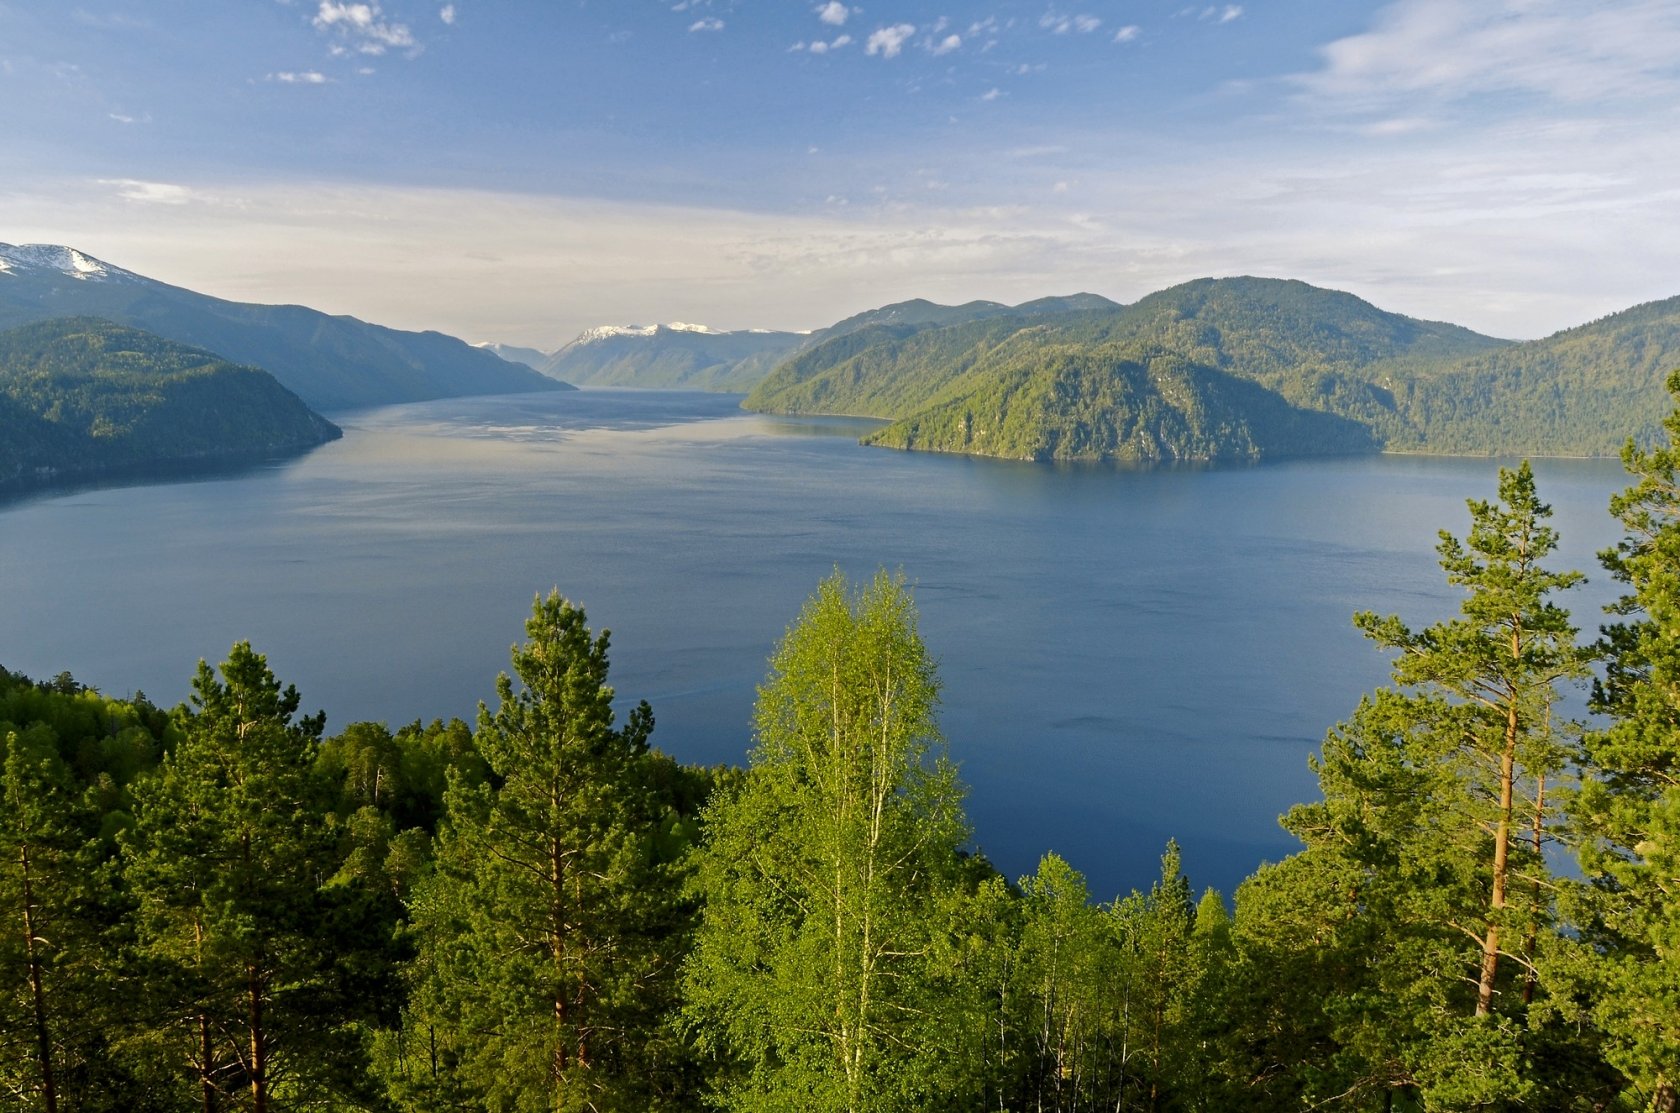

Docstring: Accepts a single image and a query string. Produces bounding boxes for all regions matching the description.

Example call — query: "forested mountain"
[7,413,1680,1110]
[539,322,805,391]
[1392,294,1680,454]
[0,244,568,410]
[748,278,1680,463]
[0,317,340,489]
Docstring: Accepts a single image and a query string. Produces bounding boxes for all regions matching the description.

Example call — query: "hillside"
[0,317,341,489]
[864,342,1377,462]
[541,323,805,391]
[743,278,1680,462]
[0,244,569,410]
[743,294,1125,418]
[1389,294,1680,455]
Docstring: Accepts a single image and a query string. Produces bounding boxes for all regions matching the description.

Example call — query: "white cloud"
[689,17,724,32]
[270,71,330,84]
[866,24,916,58]
[981,87,1002,101]
[312,2,416,56]
[1114,24,1140,43]
[439,5,455,25]
[98,179,198,205]
[1041,11,1102,35]
[1198,5,1242,23]
[815,2,851,26]
[930,34,961,56]
[833,34,852,48]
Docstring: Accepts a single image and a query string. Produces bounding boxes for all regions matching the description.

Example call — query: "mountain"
[746,279,1534,462]
[0,317,340,489]
[743,293,1127,418]
[476,341,553,370]
[0,244,569,410]
[1386,294,1680,455]
[864,343,1377,463]
[541,322,805,391]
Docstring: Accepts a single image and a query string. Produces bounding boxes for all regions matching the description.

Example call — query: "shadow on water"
[0,450,322,511]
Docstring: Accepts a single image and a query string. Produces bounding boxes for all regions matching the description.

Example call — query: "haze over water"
[0,389,1627,898]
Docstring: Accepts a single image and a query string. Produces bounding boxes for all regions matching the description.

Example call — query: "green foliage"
[396,592,697,1112]
[121,643,376,1111]
[1559,369,1680,1109]
[0,317,340,489]
[683,570,972,1112]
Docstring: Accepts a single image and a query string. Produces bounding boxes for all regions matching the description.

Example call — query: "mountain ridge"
[0,243,570,410]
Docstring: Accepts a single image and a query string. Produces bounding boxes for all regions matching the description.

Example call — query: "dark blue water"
[0,390,1628,899]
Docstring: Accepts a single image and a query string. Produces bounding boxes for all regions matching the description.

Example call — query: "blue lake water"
[0,389,1630,898]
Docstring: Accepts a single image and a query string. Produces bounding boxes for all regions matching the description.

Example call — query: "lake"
[0,389,1630,899]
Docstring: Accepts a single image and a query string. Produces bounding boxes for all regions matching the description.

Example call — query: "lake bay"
[0,389,1628,898]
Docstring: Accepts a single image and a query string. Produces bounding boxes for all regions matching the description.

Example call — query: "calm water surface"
[0,390,1629,897]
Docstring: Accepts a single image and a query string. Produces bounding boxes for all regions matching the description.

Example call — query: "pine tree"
[401,592,691,1112]
[1265,462,1589,1107]
[1564,370,1680,1111]
[121,644,359,1112]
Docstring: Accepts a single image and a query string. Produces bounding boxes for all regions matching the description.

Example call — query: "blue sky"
[4,1,1679,346]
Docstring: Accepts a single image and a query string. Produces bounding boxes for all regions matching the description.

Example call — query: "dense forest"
[7,383,1680,1111]
[0,318,341,490]
[745,280,1680,464]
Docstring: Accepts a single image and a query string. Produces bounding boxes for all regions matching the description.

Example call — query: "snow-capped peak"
[0,243,135,282]
[572,321,721,344]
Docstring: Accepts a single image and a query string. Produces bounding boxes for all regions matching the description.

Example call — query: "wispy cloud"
[929,34,961,56]
[866,24,916,58]
[1041,11,1102,35]
[439,5,455,26]
[312,2,417,56]
[269,71,330,84]
[1114,25,1141,43]
[815,2,852,27]
[98,179,199,205]
[689,17,724,32]
[801,34,853,54]
[1190,5,1243,23]
[1297,0,1680,112]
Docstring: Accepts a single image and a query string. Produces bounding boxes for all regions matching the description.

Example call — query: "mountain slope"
[743,294,1125,417]
[0,244,569,410]
[540,323,805,391]
[1387,294,1680,455]
[0,317,341,488]
[476,342,553,370]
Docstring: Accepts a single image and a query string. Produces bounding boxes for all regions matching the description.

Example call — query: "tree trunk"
[1476,696,1519,1016]
[248,961,268,1113]
[20,844,59,1113]
[197,916,216,1113]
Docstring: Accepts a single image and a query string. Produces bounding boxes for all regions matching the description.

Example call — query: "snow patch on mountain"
[0,243,136,282]
[573,321,726,344]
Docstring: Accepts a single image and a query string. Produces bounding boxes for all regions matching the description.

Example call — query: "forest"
[0,318,340,490]
[5,383,1680,1112]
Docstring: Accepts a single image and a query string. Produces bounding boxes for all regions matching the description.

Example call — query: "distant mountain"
[0,317,340,489]
[541,322,805,391]
[476,341,553,370]
[0,244,569,410]
[754,277,1680,463]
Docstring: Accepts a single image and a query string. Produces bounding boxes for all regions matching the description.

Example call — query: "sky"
[3,0,1679,347]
